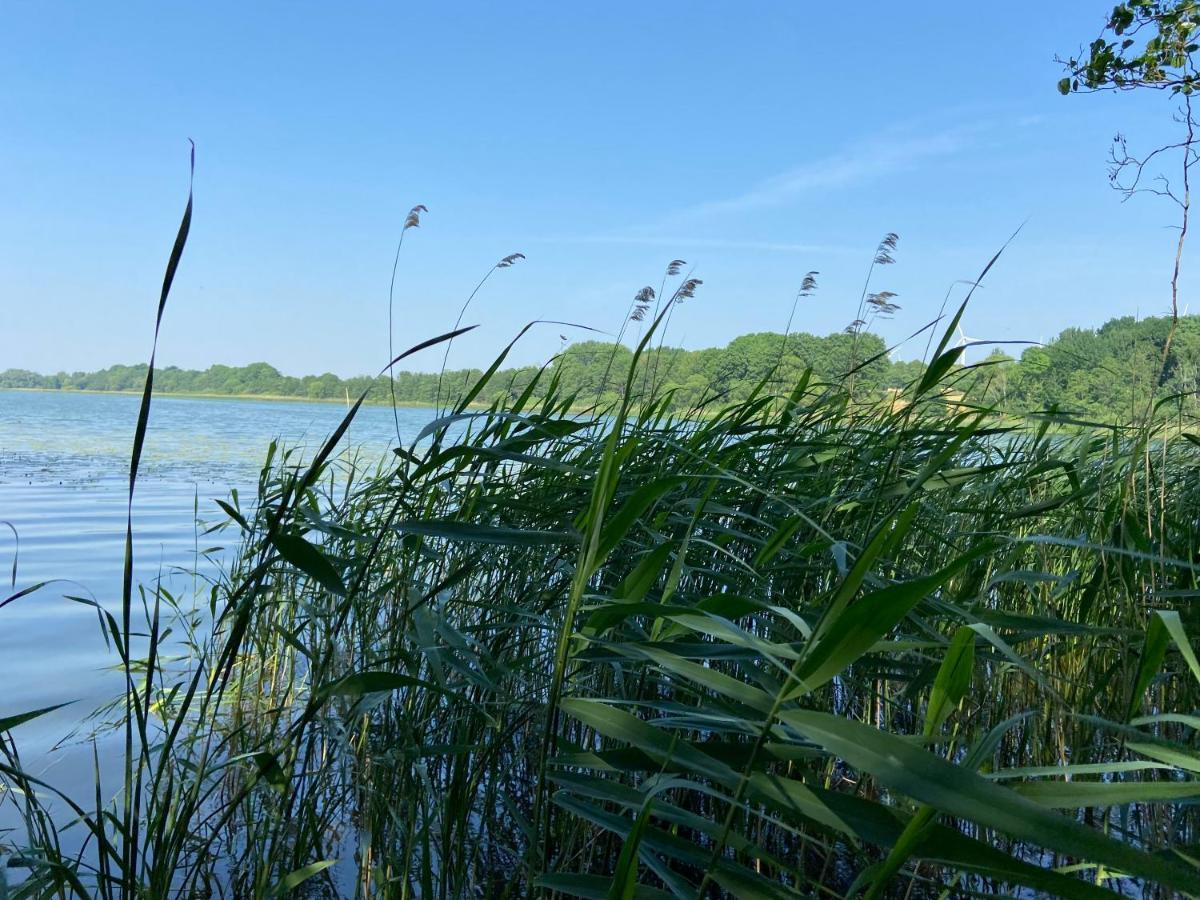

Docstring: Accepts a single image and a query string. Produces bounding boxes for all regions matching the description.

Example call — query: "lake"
[0,390,440,799]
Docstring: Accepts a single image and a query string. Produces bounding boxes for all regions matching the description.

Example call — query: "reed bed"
[6,336,1200,897]
[6,183,1200,897]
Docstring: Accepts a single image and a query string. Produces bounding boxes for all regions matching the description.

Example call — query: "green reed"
[5,176,1200,898]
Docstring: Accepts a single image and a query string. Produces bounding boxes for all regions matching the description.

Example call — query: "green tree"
[1060,2,1200,95]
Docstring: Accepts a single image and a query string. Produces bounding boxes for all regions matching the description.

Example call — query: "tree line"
[3,313,1199,420]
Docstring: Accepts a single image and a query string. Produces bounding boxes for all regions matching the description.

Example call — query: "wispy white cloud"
[528,117,1022,254]
[523,234,848,254]
[675,127,973,220]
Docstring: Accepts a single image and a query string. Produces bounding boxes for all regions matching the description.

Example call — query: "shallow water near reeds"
[0,390,438,797]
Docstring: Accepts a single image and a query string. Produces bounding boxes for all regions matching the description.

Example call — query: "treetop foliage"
[1061,0,1200,94]
[5,313,1200,422]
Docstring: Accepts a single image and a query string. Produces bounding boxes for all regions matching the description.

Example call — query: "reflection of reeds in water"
[7,161,1200,898]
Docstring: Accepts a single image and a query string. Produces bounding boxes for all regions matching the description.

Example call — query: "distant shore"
[1,386,467,409]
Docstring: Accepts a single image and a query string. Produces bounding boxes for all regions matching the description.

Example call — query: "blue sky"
[2,2,1194,376]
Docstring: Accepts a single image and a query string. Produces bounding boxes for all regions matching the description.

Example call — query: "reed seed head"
[674,277,702,303]
[404,204,428,230]
[866,291,901,317]
[631,286,654,321]
[873,232,899,266]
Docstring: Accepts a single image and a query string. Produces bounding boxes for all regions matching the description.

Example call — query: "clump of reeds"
[5,165,1200,899]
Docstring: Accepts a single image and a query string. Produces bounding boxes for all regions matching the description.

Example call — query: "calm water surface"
[0,390,439,788]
